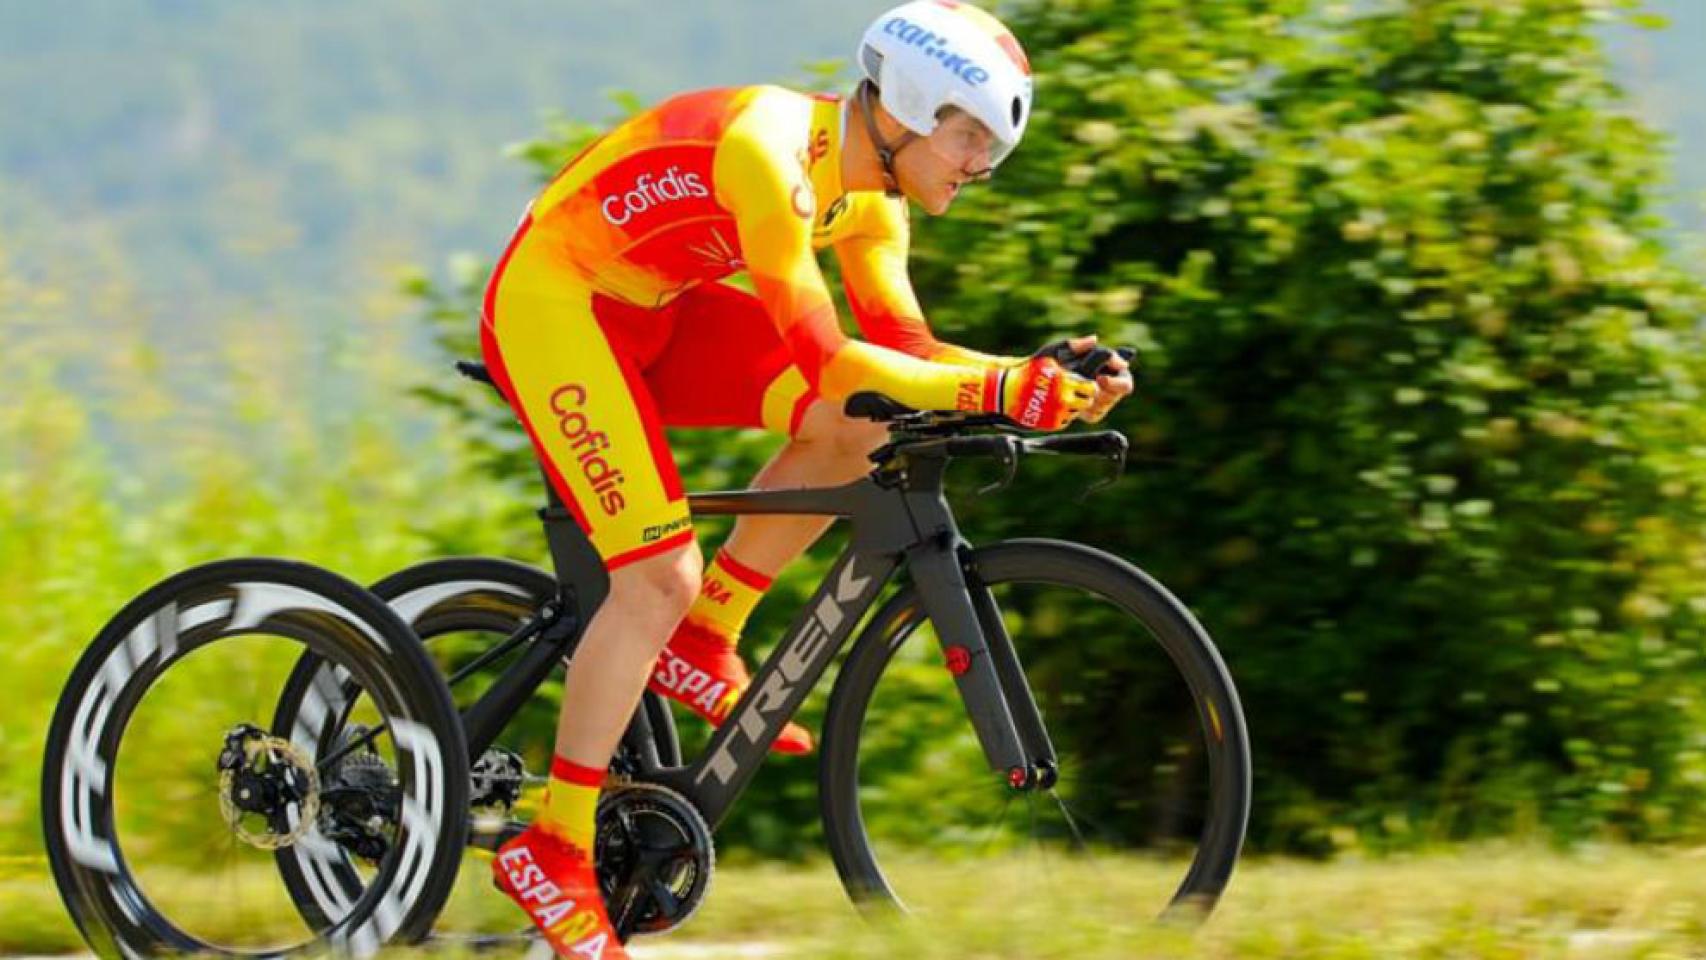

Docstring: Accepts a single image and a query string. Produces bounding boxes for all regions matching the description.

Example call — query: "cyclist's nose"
[960,145,994,180]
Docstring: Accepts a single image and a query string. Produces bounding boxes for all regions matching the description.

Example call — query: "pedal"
[470,747,526,810]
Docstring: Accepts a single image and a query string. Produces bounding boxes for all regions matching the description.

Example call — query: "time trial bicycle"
[42,355,1251,956]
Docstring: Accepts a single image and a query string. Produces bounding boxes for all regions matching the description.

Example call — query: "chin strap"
[858,81,918,199]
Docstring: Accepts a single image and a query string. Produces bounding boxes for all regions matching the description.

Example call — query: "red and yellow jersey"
[494,84,1003,413]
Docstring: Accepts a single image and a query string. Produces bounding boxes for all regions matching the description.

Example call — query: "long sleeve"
[712,93,999,412]
[835,195,1010,369]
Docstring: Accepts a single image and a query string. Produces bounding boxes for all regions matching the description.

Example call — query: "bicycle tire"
[40,557,471,958]
[819,538,1250,923]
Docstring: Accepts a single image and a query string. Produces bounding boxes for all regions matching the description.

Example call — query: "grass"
[9,846,1706,958]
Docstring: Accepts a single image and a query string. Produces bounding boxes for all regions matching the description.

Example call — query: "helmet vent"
[1011,96,1024,126]
[861,46,885,80]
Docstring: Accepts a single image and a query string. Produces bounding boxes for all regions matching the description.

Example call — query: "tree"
[915,0,1706,850]
[415,0,1706,852]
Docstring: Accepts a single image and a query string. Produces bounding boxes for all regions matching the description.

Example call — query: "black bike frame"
[453,427,1123,831]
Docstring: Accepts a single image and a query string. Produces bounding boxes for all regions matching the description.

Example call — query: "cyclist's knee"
[794,399,889,461]
[607,542,702,616]
[836,415,889,461]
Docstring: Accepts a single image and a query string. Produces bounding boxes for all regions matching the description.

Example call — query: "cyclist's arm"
[834,197,1015,369]
[715,104,999,412]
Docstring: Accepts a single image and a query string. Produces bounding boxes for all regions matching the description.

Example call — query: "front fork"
[907,544,1058,790]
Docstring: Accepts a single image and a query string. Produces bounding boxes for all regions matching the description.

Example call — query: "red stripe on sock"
[716,548,774,591]
[549,756,606,787]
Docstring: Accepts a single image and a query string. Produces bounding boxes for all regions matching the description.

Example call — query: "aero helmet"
[858,1,1033,169]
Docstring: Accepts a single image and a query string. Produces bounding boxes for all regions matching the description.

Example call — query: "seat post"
[538,469,610,616]
[458,359,613,625]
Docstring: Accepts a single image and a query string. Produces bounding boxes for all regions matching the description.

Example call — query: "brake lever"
[1025,431,1128,500]
[1072,346,1115,378]
[977,435,1022,494]
[1079,444,1127,500]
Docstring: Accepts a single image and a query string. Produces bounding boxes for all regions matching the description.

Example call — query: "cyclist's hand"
[999,354,1096,430]
[1032,335,1135,424]
[1082,343,1134,424]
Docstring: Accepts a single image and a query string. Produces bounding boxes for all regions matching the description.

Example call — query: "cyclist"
[480,2,1133,955]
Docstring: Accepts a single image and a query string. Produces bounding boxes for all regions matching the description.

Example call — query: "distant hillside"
[0,0,878,464]
[1607,1,1706,237]
[0,0,874,338]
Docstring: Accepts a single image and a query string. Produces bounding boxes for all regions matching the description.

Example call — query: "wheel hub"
[215,724,320,850]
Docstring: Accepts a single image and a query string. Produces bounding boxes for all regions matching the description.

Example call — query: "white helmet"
[858,1,1033,169]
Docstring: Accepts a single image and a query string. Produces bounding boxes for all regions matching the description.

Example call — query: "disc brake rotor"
[215,724,321,850]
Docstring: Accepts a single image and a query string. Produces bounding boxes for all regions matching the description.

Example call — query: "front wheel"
[820,539,1250,925]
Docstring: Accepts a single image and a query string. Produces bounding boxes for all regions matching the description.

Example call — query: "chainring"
[594,782,715,939]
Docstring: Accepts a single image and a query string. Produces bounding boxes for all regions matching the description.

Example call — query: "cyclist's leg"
[645,281,890,575]
[482,266,698,959]
[638,283,884,752]
[727,397,892,565]
[483,280,702,755]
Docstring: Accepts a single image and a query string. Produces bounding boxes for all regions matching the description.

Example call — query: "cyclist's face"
[929,110,998,174]
[898,109,998,215]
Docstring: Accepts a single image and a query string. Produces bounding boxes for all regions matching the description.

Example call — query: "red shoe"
[492,824,627,960]
[648,620,815,754]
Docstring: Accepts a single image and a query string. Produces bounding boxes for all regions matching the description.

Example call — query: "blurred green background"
[5,0,1706,953]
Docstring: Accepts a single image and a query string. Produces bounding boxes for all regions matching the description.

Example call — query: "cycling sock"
[684,548,773,644]
[494,823,628,960]
[536,756,603,851]
[651,619,815,753]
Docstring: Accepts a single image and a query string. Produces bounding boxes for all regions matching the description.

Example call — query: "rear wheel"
[41,558,470,958]
[820,539,1250,925]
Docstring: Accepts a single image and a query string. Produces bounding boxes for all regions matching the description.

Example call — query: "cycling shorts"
[480,226,817,570]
